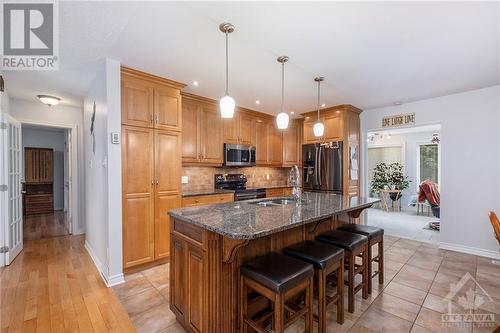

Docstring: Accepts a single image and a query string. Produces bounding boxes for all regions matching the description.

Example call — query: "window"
[418,144,439,185]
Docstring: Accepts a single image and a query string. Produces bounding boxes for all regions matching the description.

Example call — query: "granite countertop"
[182,188,235,198]
[169,192,380,240]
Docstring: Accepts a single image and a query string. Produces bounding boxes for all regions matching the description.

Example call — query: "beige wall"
[182,166,290,191]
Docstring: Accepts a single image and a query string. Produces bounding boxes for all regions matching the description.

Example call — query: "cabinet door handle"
[156,180,159,186]
[151,180,154,186]
[155,114,159,124]
[151,114,154,124]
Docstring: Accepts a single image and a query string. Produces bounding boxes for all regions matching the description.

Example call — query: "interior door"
[63,130,72,233]
[1,114,23,265]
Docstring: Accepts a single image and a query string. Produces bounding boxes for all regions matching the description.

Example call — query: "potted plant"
[387,162,411,201]
[370,162,389,196]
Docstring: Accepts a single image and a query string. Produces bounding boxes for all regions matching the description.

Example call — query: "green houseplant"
[370,162,411,200]
[387,162,411,200]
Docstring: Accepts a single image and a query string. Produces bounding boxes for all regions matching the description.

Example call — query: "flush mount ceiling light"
[313,77,325,137]
[37,95,60,106]
[219,22,235,118]
[276,56,290,130]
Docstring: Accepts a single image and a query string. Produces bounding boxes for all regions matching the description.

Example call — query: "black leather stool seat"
[337,224,384,240]
[240,252,313,293]
[283,241,345,270]
[317,230,368,251]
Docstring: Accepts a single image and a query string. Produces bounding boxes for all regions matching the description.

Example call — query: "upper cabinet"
[223,109,256,145]
[181,93,223,166]
[282,120,302,167]
[303,112,343,143]
[121,67,184,131]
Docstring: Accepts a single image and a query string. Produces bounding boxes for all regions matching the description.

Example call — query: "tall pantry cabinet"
[121,67,185,269]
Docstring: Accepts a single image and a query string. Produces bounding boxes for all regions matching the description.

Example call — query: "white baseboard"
[440,242,500,260]
[84,240,125,287]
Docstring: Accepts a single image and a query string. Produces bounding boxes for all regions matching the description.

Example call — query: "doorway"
[22,124,70,240]
[365,124,441,243]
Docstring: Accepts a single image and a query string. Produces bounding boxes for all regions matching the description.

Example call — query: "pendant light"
[313,77,325,137]
[276,56,290,129]
[219,23,235,118]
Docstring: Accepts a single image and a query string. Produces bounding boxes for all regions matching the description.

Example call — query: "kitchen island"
[168,192,379,333]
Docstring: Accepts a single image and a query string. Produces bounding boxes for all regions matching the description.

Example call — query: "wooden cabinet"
[121,67,183,131]
[223,110,256,145]
[182,94,223,166]
[301,104,362,196]
[24,148,53,184]
[122,126,155,268]
[170,233,205,333]
[265,187,293,198]
[255,121,283,166]
[282,120,301,167]
[181,193,234,207]
[255,120,269,165]
[121,67,185,269]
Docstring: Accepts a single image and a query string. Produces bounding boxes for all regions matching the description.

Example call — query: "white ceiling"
[4,1,500,114]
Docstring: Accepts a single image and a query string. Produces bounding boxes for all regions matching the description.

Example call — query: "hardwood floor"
[23,211,69,241]
[0,235,137,332]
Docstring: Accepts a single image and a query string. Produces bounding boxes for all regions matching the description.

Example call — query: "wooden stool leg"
[274,293,285,333]
[337,258,344,324]
[348,251,355,313]
[239,276,248,333]
[317,270,326,333]
[367,243,373,294]
[305,276,313,333]
[362,247,368,300]
[378,239,384,285]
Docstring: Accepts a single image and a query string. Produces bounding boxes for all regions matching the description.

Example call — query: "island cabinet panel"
[181,94,223,166]
[122,126,155,268]
[121,66,185,269]
[171,237,187,320]
[187,245,204,332]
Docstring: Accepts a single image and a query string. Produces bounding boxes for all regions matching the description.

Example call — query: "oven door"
[224,144,256,167]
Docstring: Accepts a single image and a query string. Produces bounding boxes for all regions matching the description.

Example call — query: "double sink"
[252,198,308,207]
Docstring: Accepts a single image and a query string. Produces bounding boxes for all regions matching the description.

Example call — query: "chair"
[240,252,314,333]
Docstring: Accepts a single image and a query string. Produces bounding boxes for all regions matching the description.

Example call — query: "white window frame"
[416,142,441,188]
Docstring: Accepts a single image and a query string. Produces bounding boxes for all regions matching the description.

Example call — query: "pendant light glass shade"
[220,95,235,118]
[276,56,290,130]
[313,122,324,137]
[313,76,325,137]
[219,23,235,118]
[276,112,289,129]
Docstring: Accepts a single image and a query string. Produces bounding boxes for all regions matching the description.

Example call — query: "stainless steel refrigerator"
[302,141,343,194]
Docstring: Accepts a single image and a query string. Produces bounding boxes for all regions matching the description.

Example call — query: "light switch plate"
[110,132,120,144]
[181,176,189,184]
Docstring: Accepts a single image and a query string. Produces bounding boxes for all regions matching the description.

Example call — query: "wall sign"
[382,113,415,128]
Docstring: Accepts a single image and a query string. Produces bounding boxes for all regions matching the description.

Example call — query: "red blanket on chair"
[418,180,440,207]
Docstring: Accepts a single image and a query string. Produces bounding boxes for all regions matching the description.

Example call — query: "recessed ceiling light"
[321,103,326,108]
[255,100,260,105]
[37,95,60,106]
[290,111,294,115]
[193,81,199,86]
[394,101,402,105]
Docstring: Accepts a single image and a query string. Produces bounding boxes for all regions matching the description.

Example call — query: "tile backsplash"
[182,166,291,192]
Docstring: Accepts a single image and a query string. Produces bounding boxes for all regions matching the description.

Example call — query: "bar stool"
[240,252,314,333]
[283,241,345,333]
[337,224,384,294]
[316,230,369,313]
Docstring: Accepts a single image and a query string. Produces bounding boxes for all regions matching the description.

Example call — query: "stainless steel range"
[214,174,266,201]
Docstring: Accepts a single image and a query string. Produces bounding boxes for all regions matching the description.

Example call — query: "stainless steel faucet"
[288,165,302,200]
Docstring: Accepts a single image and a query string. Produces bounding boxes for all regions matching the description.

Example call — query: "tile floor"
[113,235,500,333]
[366,208,440,244]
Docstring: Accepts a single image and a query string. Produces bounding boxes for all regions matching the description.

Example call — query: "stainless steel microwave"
[224,144,256,167]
